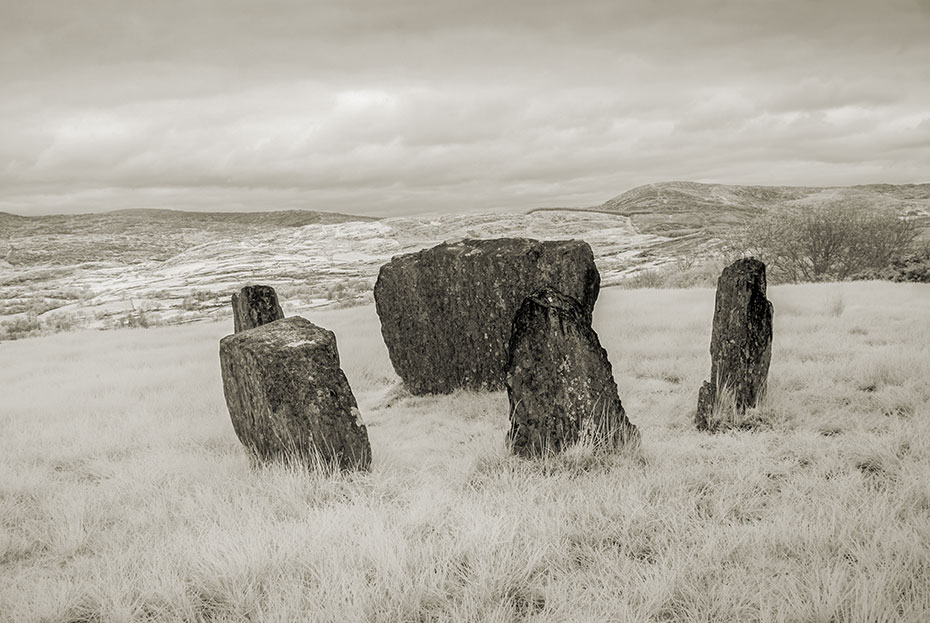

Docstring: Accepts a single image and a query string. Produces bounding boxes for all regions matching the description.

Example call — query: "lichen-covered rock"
[374,238,600,395]
[506,287,638,456]
[696,381,716,425]
[231,285,284,333]
[695,257,774,431]
[219,316,371,470]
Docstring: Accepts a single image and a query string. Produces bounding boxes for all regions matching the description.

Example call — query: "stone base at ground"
[696,257,774,431]
[695,381,716,431]
[506,287,638,456]
[219,316,371,470]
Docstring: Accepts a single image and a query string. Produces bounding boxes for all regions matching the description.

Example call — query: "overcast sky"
[2,0,929,217]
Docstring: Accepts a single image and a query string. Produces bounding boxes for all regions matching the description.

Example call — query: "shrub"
[0,313,40,340]
[617,259,727,289]
[116,309,151,329]
[875,245,930,283]
[278,278,374,305]
[181,289,217,311]
[43,311,78,332]
[618,269,665,289]
[727,201,918,283]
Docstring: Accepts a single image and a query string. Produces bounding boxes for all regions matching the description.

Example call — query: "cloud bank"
[1,0,929,216]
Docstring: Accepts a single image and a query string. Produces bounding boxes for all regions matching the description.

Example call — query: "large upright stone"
[695,257,774,431]
[219,316,371,470]
[506,287,638,456]
[374,238,600,395]
[231,285,284,333]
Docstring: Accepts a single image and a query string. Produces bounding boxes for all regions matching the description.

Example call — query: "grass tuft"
[1,282,930,621]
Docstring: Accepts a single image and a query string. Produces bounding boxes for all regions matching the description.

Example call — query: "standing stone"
[506,287,638,456]
[695,257,774,431]
[231,285,284,333]
[219,316,371,470]
[374,238,600,395]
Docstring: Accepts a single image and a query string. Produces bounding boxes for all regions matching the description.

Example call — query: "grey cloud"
[1,0,929,216]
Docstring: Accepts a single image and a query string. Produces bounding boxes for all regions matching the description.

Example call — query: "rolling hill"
[591,181,930,237]
[2,182,929,338]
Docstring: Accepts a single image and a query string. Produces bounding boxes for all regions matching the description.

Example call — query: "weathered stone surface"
[695,257,774,431]
[231,285,284,333]
[374,238,600,395]
[696,381,715,424]
[219,316,371,470]
[506,287,638,456]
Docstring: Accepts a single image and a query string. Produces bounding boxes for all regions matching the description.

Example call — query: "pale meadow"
[2,282,930,622]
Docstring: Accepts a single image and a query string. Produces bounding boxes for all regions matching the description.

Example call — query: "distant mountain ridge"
[588,181,930,237]
[1,207,375,229]
[103,208,379,226]
[0,208,377,265]
[6,181,928,236]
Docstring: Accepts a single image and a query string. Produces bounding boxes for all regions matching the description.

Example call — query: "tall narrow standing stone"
[506,287,638,456]
[696,257,774,431]
[374,238,600,395]
[219,316,371,470]
[232,285,284,333]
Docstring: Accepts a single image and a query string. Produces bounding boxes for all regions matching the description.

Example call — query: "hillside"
[0,209,668,336]
[3,181,929,338]
[592,181,930,237]
[0,208,377,266]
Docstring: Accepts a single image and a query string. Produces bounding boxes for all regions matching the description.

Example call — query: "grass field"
[2,282,930,622]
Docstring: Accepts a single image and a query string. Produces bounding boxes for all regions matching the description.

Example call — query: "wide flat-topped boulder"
[231,285,284,333]
[506,287,638,456]
[696,257,774,431]
[374,238,600,395]
[219,316,371,470]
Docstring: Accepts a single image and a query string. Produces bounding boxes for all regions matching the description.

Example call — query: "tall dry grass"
[1,282,929,622]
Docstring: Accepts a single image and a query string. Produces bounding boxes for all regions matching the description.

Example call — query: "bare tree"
[727,201,918,282]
